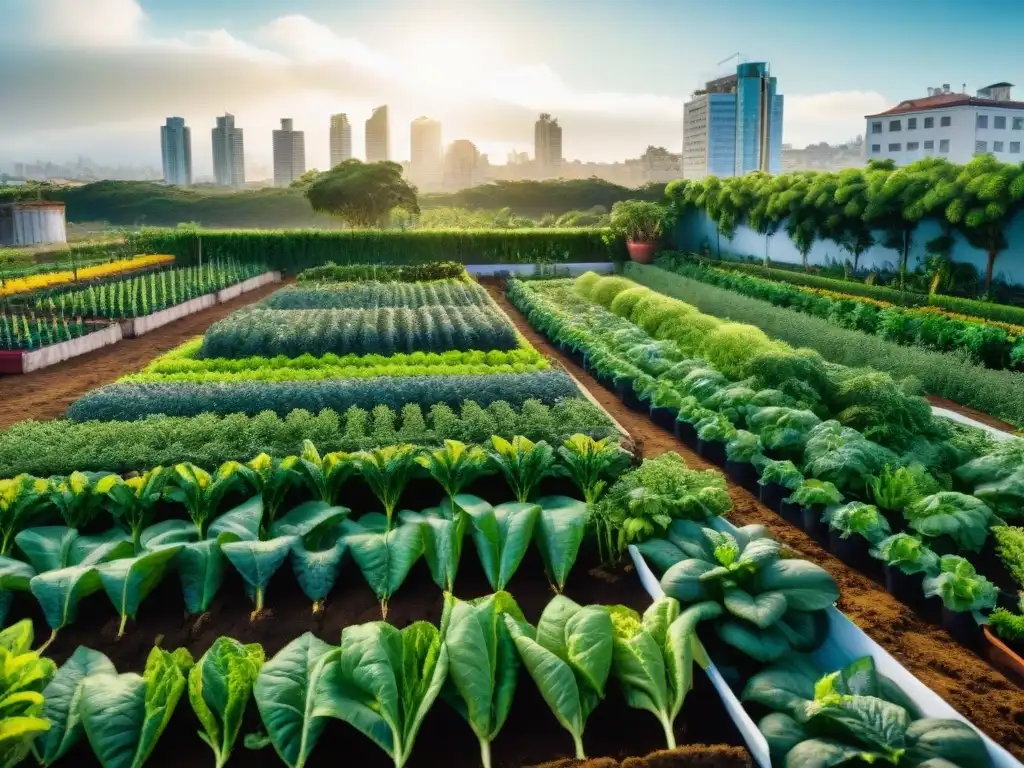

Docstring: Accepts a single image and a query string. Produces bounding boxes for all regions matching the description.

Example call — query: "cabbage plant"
[869,534,940,576]
[923,555,999,613]
[823,502,892,545]
[905,491,1001,553]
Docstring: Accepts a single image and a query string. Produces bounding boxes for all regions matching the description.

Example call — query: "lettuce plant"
[823,502,892,545]
[695,413,737,443]
[100,468,170,554]
[954,439,1024,518]
[341,514,423,618]
[417,440,490,507]
[503,595,613,759]
[747,407,821,453]
[725,430,764,464]
[355,444,422,530]
[189,637,264,768]
[924,555,999,613]
[488,435,558,503]
[866,464,936,513]
[802,421,898,496]
[870,534,940,576]
[758,459,804,490]
[639,519,839,663]
[441,592,524,768]
[534,496,589,593]
[742,654,988,767]
[332,620,448,768]
[0,620,57,768]
[294,440,357,505]
[462,495,541,591]
[81,646,194,768]
[785,480,843,508]
[557,434,631,507]
[608,597,704,749]
[0,474,50,556]
[905,491,1000,553]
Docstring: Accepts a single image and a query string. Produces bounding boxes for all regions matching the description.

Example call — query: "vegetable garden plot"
[199,304,520,358]
[260,279,491,310]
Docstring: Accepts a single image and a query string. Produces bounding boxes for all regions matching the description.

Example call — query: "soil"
[0,280,287,429]
[484,280,1024,759]
[927,394,1021,435]
[531,745,752,768]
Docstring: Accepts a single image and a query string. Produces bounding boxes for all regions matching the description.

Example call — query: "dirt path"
[0,281,285,428]
[485,281,1024,758]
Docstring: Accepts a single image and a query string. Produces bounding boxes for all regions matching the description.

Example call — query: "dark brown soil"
[927,394,1021,435]
[485,280,1024,759]
[0,280,288,429]
[531,744,751,768]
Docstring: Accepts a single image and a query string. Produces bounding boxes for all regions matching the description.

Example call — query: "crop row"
[508,275,1022,629]
[625,263,1024,429]
[261,278,489,310]
[0,398,616,477]
[662,255,1024,370]
[199,304,520,359]
[31,260,267,320]
[0,314,93,352]
[296,259,469,282]
[67,369,584,422]
[0,254,173,298]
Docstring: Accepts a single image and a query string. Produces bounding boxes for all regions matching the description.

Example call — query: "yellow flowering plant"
[0,254,174,298]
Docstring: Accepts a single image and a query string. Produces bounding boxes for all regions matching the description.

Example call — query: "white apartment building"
[160,117,192,186]
[272,118,306,187]
[366,105,390,163]
[212,114,245,188]
[410,117,443,191]
[865,82,1024,166]
[329,114,352,167]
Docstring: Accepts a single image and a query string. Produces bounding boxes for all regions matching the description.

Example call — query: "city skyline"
[6,0,1024,175]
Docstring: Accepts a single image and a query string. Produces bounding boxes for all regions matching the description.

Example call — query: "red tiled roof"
[866,92,1024,117]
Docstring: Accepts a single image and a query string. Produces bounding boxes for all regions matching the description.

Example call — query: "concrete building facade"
[329,113,353,167]
[272,118,306,187]
[534,114,563,177]
[366,106,390,163]
[212,114,245,188]
[160,117,192,186]
[410,117,443,191]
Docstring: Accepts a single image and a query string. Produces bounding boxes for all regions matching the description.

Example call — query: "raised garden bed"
[0,323,122,374]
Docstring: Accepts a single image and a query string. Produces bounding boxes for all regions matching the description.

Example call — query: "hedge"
[624,263,1024,429]
[133,228,625,273]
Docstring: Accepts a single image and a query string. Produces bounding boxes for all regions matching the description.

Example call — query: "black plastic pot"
[928,535,960,557]
[779,499,803,528]
[879,508,906,536]
[801,503,829,546]
[884,565,926,608]
[976,537,1016,592]
[725,460,759,492]
[941,606,981,647]
[697,439,726,466]
[758,482,788,513]
[596,373,615,392]
[829,529,871,569]
[615,380,646,412]
[650,406,678,432]
[675,420,698,448]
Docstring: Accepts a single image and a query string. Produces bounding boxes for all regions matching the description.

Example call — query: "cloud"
[784,90,888,146]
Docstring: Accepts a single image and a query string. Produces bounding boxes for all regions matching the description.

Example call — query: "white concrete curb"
[20,324,122,373]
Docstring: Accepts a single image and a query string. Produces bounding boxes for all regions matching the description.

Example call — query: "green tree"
[745,173,785,266]
[305,160,419,227]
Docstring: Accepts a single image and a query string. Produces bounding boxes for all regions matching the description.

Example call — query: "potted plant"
[606,200,667,264]
[823,502,892,571]
[674,396,713,448]
[641,379,683,432]
[724,430,764,492]
[869,533,939,607]
[924,555,999,646]
[984,594,1024,680]
[694,413,736,466]
[905,491,1001,556]
[757,459,803,514]
[785,479,842,537]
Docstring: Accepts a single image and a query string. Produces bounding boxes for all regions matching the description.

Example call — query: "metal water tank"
[0,202,68,246]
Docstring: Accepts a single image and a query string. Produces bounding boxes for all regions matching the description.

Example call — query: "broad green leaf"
[332,621,448,768]
[903,718,989,766]
[466,498,540,591]
[633,539,686,573]
[775,610,830,652]
[342,515,423,615]
[80,646,193,768]
[741,663,818,717]
[189,637,265,768]
[15,527,77,573]
[0,559,34,628]
[34,647,117,766]
[269,501,349,539]
[0,716,52,768]
[398,508,465,592]
[758,712,809,763]
[715,618,790,663]
[98,545,183,637]
[221,537,295,611]
[783,738,885,768]
[30,565,103,632]
[140,519,198,549]
[289,534,347,608]
[207,496,264,542]
[753,559,840,612]
[660,559,716,603]
[0,619,34,655]
[534,496,588,592]
[803,693,911,761]
[609,605,672,745]
[441,593,523,764]
[250,633,340,768]
[723,587,788,629]
[177,539,228,616]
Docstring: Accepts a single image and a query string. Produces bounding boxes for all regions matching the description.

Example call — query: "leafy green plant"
[742,654,988,766]
[238,454,302,536]
[639,519,839,663]
[341,514,423,617]
[608,596,704,749]
[503,595,613,759]
[97,544,184,638]
[758,459,804,490]
[988,595,1024,646]
[534,496,589,592]
[557,434,631,506]
[165,462,248,538]
[956,440,1024,519]
[47,471,113,530]
[331,620,448,768]
[0,475,50,556]
[0,620,57,768]
[461,495,541,591]
[695,412,737,443]
[441,592,525,768]
[80,646,194,768]
[785,480,843,508]
[417,440,490,507]
[823,502,892,545]
[100,468,171,553]
[905,492,1000,553]
[747,407,821,453]
[605,200,667,244]
[726,430,764,464]
[488,435,558,503]
[994,525,1024,587]
[356,445,422,530]
[869,533,939,577]
[866,464,935,513]
[294,440,356,505]
[924,555,999,613]
[188,637,264,768]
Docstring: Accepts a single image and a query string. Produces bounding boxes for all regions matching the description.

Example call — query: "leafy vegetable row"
[296,260,467,283]
[260,278,490,310]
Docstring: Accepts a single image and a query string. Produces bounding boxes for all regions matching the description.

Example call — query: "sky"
[2,0,1024,178]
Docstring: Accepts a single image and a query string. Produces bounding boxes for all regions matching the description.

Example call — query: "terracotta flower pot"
[626,240,657,264]
[983,625,1024,681]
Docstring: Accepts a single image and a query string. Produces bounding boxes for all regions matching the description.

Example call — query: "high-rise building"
[160,117,192,186]
[329,113,353,167]
[682,62,784,180]
[534,114,563,177]
[212,114,245,188]
[409,117,443,191]
[444,139,481,190]
[365,105,390,162]
[272,118,306,187]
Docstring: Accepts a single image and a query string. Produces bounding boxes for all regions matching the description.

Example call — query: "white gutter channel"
[932,406,1018,442]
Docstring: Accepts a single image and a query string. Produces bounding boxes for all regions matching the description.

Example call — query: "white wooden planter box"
[216,271,281,302]
[15,324,123,373]
[119,294,218,338]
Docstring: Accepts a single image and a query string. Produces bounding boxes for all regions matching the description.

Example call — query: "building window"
[907,142,920,151]
[1011,142,1021,154]
[994,116,1006,129]
[924,117,935,128]
[924,140,935,150]
[888,143,901,151]
[976,140,988,153]
[871,121,882,134]
[889,120,901,131]
[939,139,950,152]
[977,115,988,129]
[994,141,1005,152]
[871,144,881,154]
[1014,118,1024,130]
[907,118,917,130]
[940,116,952,127]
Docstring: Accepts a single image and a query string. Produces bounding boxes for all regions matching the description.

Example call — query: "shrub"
[296,261,465,282]
[608,286,648,319]
[589,276,635,308]
[699,323,778,380]
[574,271,602,298]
